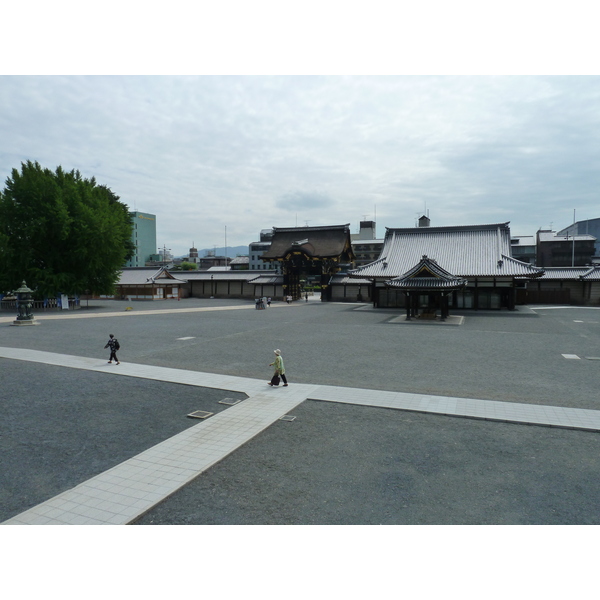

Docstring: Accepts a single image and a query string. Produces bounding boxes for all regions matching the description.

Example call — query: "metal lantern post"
[12,280,39,326]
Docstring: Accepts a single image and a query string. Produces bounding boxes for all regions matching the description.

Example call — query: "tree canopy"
[178,261,198,271]
[0,161,134,297]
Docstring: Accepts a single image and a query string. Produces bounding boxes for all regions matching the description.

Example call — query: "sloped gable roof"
[261,224,355,260]
[350,223,544,279]
[540,266,600,280]
[387,255,468,290]
[118,267,186,286]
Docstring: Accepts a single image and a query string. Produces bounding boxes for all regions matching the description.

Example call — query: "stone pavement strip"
[0,300,296,324]
[2,346,600,525]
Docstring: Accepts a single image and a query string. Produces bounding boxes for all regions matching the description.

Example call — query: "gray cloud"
[278,191,336,211]
[1,75,599,255]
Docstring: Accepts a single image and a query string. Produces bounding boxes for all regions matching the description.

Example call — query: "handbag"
[270,374,281,386]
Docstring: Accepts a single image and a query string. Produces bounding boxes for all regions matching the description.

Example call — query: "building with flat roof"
[557,217,600,261]
[351,221,384,268]
[249,229,279,271]
[510,235,536,264]
[536,230,596,267]
[126,211,157,267]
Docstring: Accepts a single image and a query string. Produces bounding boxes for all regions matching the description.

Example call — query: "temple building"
[527,265,600,305]
[260,225,355,300]
[349,222,544,314]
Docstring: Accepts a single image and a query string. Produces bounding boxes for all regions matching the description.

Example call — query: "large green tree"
[0,160,134,297]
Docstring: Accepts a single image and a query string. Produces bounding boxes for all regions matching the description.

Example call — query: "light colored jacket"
[273,355,285,374]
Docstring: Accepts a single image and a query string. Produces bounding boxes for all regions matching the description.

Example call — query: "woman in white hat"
[268,349,288,386]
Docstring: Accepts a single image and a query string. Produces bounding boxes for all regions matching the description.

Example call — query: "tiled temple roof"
[386,255,468,290]
[118,267,186,286]
[539,266,600,280]
[349,223,544,279]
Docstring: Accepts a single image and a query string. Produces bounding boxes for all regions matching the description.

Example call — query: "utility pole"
[572,209,576,267]
[159,244,171,266]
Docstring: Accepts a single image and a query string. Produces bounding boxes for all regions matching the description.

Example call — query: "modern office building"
[125,211,157,267]
[536,229,596,267]
[557,217,600,261]
[351,221,384,268]
[510,235,536,264]
[249,229,281,272]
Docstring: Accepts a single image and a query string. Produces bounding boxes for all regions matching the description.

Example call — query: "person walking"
[104,333,120,365]
[268,349,288,386]
[267,297,272,307]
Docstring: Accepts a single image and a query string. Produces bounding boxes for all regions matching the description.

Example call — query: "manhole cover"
[187,410,214,419]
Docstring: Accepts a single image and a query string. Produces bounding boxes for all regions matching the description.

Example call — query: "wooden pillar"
[508,285,516,310]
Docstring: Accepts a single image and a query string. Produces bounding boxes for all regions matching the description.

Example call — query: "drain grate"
[187,410,214,419]
[218,398,241,405]
[279,415,296,422]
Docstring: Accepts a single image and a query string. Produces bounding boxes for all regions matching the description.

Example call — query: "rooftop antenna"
[305,220,311,227]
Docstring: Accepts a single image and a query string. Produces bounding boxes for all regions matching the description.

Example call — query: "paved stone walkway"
[2,346,600,525]
[0,302,279,324]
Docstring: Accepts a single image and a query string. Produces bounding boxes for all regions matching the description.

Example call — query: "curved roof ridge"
[273,224,351,233]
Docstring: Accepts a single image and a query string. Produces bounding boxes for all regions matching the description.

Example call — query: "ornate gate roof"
[261,224,355,262]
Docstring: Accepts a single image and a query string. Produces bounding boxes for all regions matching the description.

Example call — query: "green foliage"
[179,262,198,271]
[0,160,133,296]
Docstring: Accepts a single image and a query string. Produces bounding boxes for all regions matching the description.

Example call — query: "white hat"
[274,349,281,355]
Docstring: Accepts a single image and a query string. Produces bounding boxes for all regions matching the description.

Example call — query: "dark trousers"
[271,373,288,385]
[109,350,118,362]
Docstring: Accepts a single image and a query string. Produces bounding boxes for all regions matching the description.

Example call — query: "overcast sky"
[2,7,599,258]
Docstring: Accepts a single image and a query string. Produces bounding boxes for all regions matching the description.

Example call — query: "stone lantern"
[12,280,39,326]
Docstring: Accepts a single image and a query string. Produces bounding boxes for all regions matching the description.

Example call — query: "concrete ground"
[1,298,600,524]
